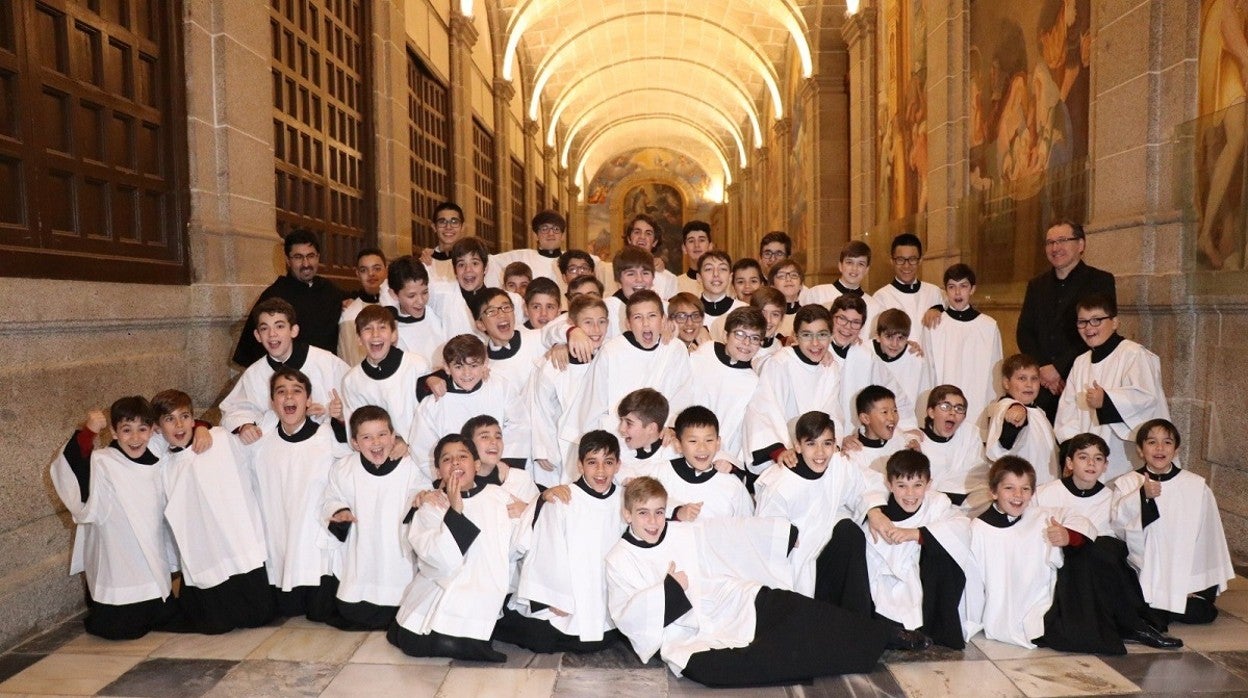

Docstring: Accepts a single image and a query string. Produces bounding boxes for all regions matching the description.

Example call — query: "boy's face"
[669,303,703,345]
[574,306,610,350]
[470,424,503,468]
[1065,445,1108,486]
[618,412,661,449]
[157,406,195,449]
[433,209,464,247]
[797,426,836,473]
[725,326,763,363]
[436,440,476,484]
[760,304,783,336]
[1077,306,1119,348]
[888,474,930,513]
[759,241,787,273]
[580,448,620,493]
[626,221,657,251]
[112,417,154,458]
[838,255,869,287]
[927,395,967,437]
[254,312,299,360]
[944,278,975,310]
[526,294,561,329]
[677,425,720,472]
[567,279,602,302]
[359,319,397,363]
[562,258,593,284]
[991,471,1034,517]
[732,267,762,302]
[356,254,386,295]
[795,319,832,363]
[699,258,731,297]
[474,297,516,343]
[454,254,485,291]
[627,300,664,348]
[623,495,668,543]
[772,264,803,300]
[271,376,309,428]
[878,330,908,358]
[395,279,429,318]
[504,275,530,297]
[683,231,712,267]
[618,266,655,297]
[859,398,899,441]
[1003,366,1041,404]
[447,357,487,389]
[892,244,922,283]
[831,308,864,345]
[536,223,564,251]
[1138,426,1177,473]
[351,419,395,466]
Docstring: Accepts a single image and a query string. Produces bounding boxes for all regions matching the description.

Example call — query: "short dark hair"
[284,229,321,256]
[567,274,605,298]
[1076,293,1117,317]
[469,287,511,320]
[855,385,896,417]
[1063,432,1110,460]
[840,240,872,263]
[568,295,608,322]
[891,232,923,255]
[1135,418,1181,449]
[795,410,835,442]
[616,388,668,428]
[461,414,501,440]
[442,334,487,365]
[579,429,621,461]
[1001,353,1040,379]
[674,405,718,438]
[1049,219,1085,241]
[830,294,868,319]
[876,308,911,337]
[355,303,396,334]
[697,250,732,271]
[387,255,429,292]
[988,455,1036,490]
[451,237,490,266]
[724,306,765,335]
[886,450,931,481]
[433,201,464,220]
[349,405,394,436]
[767,258,803,284]
[434,433,478,464]
[110,396,157,428]
[682,220,711,242]
[356,247,385,264]
[557,249,594,275]
[151,389,193,418]
[731,257,763,280]
[750,286,786,311]
[251,297,297,326]
[624,213,662,251]
[943,263,976,286]
[625,289,663,315]
[269,367,312,397]
[760,231,792,256]
[613,246,655,280]
[532,209,566,233]
[503,261,533,283]
[524,277,560,305]
[793,303,831,334]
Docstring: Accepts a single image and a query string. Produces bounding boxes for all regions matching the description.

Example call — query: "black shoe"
[1123,626,1183,650]
[886,628,933,651]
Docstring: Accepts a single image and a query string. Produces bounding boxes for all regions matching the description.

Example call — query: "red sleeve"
[194,418,214,430]
[75,428,97,460]
[1065,529,1087,547]
[768,445,787,463]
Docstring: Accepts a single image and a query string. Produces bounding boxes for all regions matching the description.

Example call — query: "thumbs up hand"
[1045,516,1071,546]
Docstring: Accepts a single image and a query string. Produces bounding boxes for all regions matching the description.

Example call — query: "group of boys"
[49,210,1236,688]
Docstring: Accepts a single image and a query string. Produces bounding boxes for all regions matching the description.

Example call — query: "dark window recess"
[0,0,189,283]
[552,195,560,216]
[406,50,448,252]
[471,118,496,250]
[535,179,545,213]
[510,156,524,251]
[271,0,374,279]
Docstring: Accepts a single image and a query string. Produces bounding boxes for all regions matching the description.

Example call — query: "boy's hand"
[906,340,924,357]
[507,496,526,519]
[894,527,922,544]
[567,329,594,363]
[328,389,343,421]
[388,437,408,460]
[712,459,735,474]
[922,307,944,329]
[546,344,572,370]
[903,429,924,449]
[535,458,556,472]
[1039,364,1064,395]
[1045,517,1070,546]
[660,318,678,345]
[307,402,327,417]
[541,485,572,504]
[419,247,434,266]
[445,470,465,513]
[330,508,357,524]
[820,349,837,366]
[424,376,448,400]
[191,425,213,454]
[667,561,689,590]
[841,433,863,452]
[1085,381,1105,409]
[866,508,897,543]
[1004,404,1028,427]
[1143,478,1162,499]
[238,424,263,445]
[548,606,570,617]
[695,326,712,347]
[416,489,448,509]
[675,502,702,521]
[777,449,799,468]
[86,410,108,434]
[661,427,677,448]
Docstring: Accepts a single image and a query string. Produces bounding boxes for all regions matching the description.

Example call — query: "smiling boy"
[652,407,752,522]
[339,304,431,440]
[985,354,1060,484]
[920,264,1003,434]
[386,255,446,367]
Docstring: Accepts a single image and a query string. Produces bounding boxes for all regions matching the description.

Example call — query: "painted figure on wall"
[876,0,928,225]
[1197,0,1248,270]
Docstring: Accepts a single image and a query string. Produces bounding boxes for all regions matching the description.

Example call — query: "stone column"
[841,7,877,244]
[448,10,478,228]
[372,0,412,256]
[801,73,850,283]
[523,118,539,241]
[541,144,555,209]
[569,184,586,249]
[752,147,768,235]
[920,0,967,266]
[555,166,568,214]
[773,117,792,229]
[493,78,515,251]
[725,180,742,252]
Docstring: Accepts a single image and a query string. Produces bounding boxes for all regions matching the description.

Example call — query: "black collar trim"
[431,249,451,261]
[834,280,864,297]
[387,306,424,324]
[946,306,981,322]
[1090,333,1126,363]
[714,342,752,369]
[785,301,801,315]
[793,345,821,365]
[612,289,629,303]
[266,341,310,372]
[278,419,320,443]
[167,431,195,453]
[670,457,716,483]
[361,346,404,380]
[574,477,617,499]
[830,341,850,360]
[460,285,487,306]
[446,376,484,394]
[978,504,1021,528]
[523,320,536,330]
[623,525,667,548]
[635,441,662,460]
[360,454,402,477]
[1060,476,1106,498]
[109,441,159,464]
[857,430,887,448]
[685,269,698,280]
[475,467,502,486]
[538,248,562,259]
[921,425,952,444]
[881,494,916,522]
[623,331,658,352]
[762,335,779,349]
[432,477,487,498]
[703,296,733,316]
[1137,464,1181,482]
[355,291,380,303]
[891,278,921,294]
[488,331,522,360]
[792,456,825,480]
[873,340,903,362]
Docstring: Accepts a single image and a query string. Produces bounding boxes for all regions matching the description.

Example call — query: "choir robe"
[427,281,525,340]
[920,425,988,507]
[617,441,674,484]
[509,478,625,644]
[842,431,910,482]
[967,505,1102,650]
[861,493,973,646]
[162,428,272,631]
[528,355,593,486]
[484,327,545,402]
[803,281,880,342]
[872,279,945,343]
[873,341,933,428]
[985,397,1059,485]
[920,307,1003,435]
[321,454,430,619]
[220,343,349,433]
[753,454,877,596]
[1055,335,1170,481]
[744,346,843,474]
[561,331,691,443]
[652,457,754,521]
[340,346,431,440]
[408,375,530,480]
[685,342,759,465]
[388,306,447,370]
[829,341,917,437]
[1111,467,1234,615]
[702,296,748,338]
[1035,477,1114,537]
[491,248,574,292]
[750,334,786,370]
[391,481,518,643]
[248,419,351,593]
[677,270,701,297]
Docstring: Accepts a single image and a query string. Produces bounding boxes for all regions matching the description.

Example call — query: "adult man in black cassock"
[232,229,345,366]
[1016,220,1116,421]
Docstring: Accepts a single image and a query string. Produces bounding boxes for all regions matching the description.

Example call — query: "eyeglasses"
[773,271,801,281]
[934,401,968,415]
[892,256,920,265]
[832,315,864,329]
[434,217,463,228]
[797,330,833,342]
[536,224,562,234]
[629,228,654,237]
[481,303,514,318]
[760,249,787,260]
[671,312,704,323]
[289,252,319,263]
[565,264,591,275]
[1045,236,1079,247]
[1075,315,1114,329]
[730,329,764,346]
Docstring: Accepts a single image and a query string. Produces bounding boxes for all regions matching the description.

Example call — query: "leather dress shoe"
[886,628,933,651]
[1123,626,1183,649]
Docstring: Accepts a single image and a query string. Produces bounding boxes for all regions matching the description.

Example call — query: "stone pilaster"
[523,118,539,240]
[773,117,792,227]
[372,0,413,256]
[493,78,515,251]
[448,10,479,229]
[841,7,877,245]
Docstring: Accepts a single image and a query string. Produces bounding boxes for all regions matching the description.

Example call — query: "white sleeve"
[501,380,532,462]
[515,500,576,613]
[605,556,670,663]
[1102,351,1169,440]
[528,365,562,463]
[409,504,471,586]
[219,367,264,433]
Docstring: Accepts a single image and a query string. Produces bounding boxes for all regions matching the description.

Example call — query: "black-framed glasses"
[1075,315,1114,329]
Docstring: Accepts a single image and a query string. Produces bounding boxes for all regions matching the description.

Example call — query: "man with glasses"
[232,228,345,366]
[492,210,600,294]
[1017,220,1117,420]
[421,201,470,283]
[872,233,944,348]
[758,231,793,277]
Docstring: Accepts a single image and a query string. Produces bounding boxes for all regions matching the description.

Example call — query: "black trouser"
[1144,585,1220,631]
[813,520,874,616]
[918,533,967,649]
[84,595,185,640]
[179,566,276,634]
[274,575,340,623]
[492,606,622,654]
[1039,544,1127,655]
[387,623,505,662]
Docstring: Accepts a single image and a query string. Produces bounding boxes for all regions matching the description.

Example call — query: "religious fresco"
[876,0,927,227]
[788,58,810,249]
[1194,0,1248,271]
[964,0,1091,286]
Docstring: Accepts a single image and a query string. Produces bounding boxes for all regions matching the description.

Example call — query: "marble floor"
[2,577,1248,697]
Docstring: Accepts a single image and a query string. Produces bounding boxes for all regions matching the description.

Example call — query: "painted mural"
[966,0,1091,285]
[876,0,927,226]
[1195,0,1248,271]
